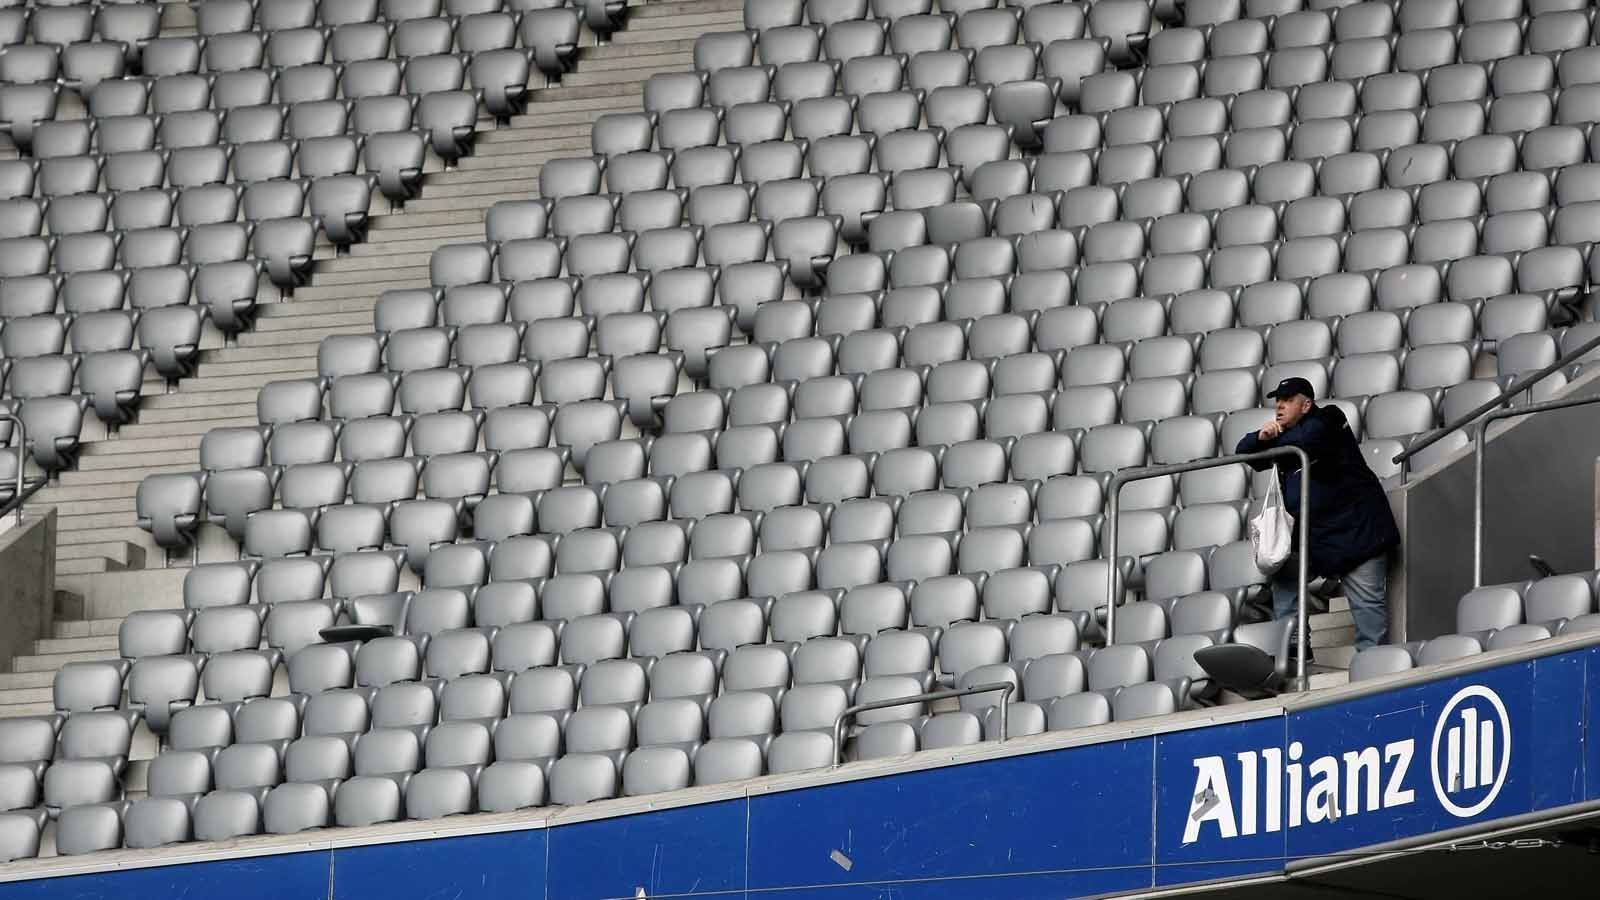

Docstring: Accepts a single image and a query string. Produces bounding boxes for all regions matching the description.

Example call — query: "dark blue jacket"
[1235,404,1400,577]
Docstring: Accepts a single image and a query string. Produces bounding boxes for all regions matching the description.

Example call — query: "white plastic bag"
[1250,471,1294,575]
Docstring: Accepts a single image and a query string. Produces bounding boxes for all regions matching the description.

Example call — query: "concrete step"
[526,81,657,104]
[253,310,374,332]
[55,506,140,531]
[632,0,743,17]
[33,634,119,657]
[75,449,200,473]
[366,208,490,232]
[572,47,693,73]
[83,435,216,457]
[310,257,434,280]
[498,103,643,131]
[117,417,258,440]
[405,176,540,204]
[55,508,141,532]
[238,324,370,348]
[13,649,123,673]
[0,671,58,691]
[52,618,124,639]
[455,150,573,174]
[168,370,317,394]
[1310,626,1357,650]
[475,120,591,141]
[347,234,487,259]
[56,568,188,620]
[163,355,317,382]
[470,134,594,158]
[583,37,697,59]
[289,271,430,297]
[616,8,742,37]
[57,527,153,549]
[144,386,263,409]
[33,481,141,503]
[564,60,689,87]
[357,220,487,245]
[59,465,191,488]
[509,89,647,116]
[0,700,55,718]
[613,20,743,45]
[1311,609,1354,631]
[1316,645,1358,670]
[56,557,126,577]
[0,687,54,708]
[199,343,322,364]
[1306,670,1350,690]
[54,541,145,568]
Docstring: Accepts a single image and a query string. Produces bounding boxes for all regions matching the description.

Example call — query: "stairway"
[0,0,742,747]
[1307,598,1358,688]
[39,0,739,584]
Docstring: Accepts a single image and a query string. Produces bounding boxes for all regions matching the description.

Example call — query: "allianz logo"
[1184,685,1511,844]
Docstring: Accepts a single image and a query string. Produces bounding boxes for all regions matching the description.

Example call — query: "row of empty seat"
[2,0,1575,868]
[0,0,609,494]
[1350,570,1600,679]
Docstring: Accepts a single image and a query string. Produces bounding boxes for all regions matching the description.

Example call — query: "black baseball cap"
[1266,376,1315,401]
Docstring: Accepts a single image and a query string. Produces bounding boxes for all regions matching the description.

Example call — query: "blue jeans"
[1272,553,1390,651]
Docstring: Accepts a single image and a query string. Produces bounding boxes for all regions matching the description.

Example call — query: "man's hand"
[1258,419,1283,441]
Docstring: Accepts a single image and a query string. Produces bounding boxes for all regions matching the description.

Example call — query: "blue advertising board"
[4,645,1596,900]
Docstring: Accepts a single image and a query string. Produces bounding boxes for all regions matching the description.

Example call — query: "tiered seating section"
[1,0,1598,865]
[0,0,605,498]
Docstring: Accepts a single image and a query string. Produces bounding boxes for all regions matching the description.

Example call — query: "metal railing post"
[832,682,1015,767]
[2,414,25,525]
[1471,393,1600,588]
[1105,447,1313,688]
[1395,332,1600,471]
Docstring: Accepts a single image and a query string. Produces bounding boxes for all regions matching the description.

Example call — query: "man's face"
[1275,395,1313,429]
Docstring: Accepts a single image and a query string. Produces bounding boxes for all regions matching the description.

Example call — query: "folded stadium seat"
[45,711,137,814]
[52,658,130,723]
[403,722,492,820]
[123,751,210,849]
[621,699,706,796]
[1348,645,1417,682]
[59,321,142,413]
[332,729,420,827]
[1416,634,1485,666]
[477,725,554,814]
[1519,574,1597,632]
[0,715,56,813]
[764,685,845,775]
[1485,624,1554,650]
[1455,584,1526,644]
[54,799,129,857]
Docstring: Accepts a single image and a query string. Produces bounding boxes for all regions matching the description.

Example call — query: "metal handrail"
[831,681,1015,767]
[1106,447,1313,688]
[1393,331,1600,470]
[1,414,26,525]
[1472,393,1600,588]
[0,476,49,526]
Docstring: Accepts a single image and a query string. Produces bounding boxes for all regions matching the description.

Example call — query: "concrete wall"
[1393,372,1600,642]
[0,508,55,673]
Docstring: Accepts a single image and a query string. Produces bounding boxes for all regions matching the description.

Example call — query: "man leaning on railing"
[1236,377,1401,653]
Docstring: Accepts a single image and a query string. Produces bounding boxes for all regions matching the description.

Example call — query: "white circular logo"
[1429,685,1511,819]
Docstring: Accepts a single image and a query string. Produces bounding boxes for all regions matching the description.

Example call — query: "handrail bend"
[1106,447,1313,689]
[832,682,1015,767]
[0,414,28,525]
[1394,331,1600,471]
